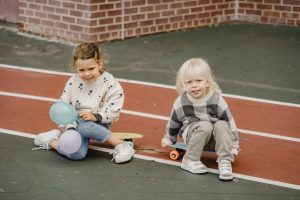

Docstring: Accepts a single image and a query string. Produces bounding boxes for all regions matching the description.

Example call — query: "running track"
[1,64,300,189]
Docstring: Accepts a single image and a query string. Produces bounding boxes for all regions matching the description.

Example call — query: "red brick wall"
[18,0,236,42]
[18,0,299,43]
[238,0,300,26]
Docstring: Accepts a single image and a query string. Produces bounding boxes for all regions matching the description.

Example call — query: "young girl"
[33,42,134,163]
[161,58,239,180]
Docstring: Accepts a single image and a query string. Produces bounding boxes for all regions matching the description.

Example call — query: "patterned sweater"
[60,71,124,125]
[165,90,239,146]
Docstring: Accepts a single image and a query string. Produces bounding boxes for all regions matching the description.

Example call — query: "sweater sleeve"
[165,99,182,143]
[59,76,78,130]
[97,78,124,123]
[218,96,239,143]
[60,77,73,104]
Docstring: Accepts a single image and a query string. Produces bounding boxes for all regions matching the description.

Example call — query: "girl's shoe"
[218,160,233,180]
[181,157,208,174]
[112,142,135,163]
[33,129,61,150]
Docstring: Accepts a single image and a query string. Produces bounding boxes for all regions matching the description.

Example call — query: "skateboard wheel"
[170,150,180,160]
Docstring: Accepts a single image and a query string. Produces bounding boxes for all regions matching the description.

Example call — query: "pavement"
[0,22,300,200]
[1,134,300,200]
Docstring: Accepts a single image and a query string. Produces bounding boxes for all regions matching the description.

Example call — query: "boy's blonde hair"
[176,58,221,94]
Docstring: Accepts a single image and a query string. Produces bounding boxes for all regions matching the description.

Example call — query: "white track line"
[1,63,300,108]
[1,91,299,143]
[0,128,299,190]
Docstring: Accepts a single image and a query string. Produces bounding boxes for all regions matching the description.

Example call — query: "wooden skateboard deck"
[113,132,143,141]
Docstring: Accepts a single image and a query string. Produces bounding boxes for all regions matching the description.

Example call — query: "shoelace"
[220,161,231,172]
[31,143,50,151]
[111,143,125,162]
[192,161,205,169]
[31,146,49,151]
[111,143,135,162]
[111,147,120,162]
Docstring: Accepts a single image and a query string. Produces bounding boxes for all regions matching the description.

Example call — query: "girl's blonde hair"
[72,42,105,71]
[176,58,221,94]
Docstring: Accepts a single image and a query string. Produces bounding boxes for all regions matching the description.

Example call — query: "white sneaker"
[181,157,208,174]
[113,142,135,163]
[33,129,61,150]
[218,160,233,180]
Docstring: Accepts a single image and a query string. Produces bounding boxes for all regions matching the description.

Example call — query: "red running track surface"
[1,66,300,186]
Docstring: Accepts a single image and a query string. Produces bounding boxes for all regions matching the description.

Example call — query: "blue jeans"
[58,119,111,160]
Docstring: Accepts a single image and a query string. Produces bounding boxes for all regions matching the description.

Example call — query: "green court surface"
[1,134,299,200]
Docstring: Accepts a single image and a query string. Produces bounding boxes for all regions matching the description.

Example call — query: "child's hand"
[79,111,97,121]
[231,145,240,156]
[161,138,172,148]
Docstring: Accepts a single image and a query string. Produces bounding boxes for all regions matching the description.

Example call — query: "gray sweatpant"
[184,120,234,162]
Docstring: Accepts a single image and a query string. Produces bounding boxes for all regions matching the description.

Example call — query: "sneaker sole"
[114,153,134,164]
[219,174,233,181]
[180,165,208,174]
[114,157,132,164]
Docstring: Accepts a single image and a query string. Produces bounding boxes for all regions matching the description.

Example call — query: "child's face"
[184,76,209,99]
[75,58,103,84]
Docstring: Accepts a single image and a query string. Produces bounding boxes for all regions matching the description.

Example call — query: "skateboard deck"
[113,132,143,141]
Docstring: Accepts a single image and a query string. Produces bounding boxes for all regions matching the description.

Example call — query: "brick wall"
[18,0,300,43]
[18,0,236,42]
[238,0,300,26]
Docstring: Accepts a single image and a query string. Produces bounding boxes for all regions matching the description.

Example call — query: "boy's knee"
[190,121,213,141]
[195,121,213,133]
[213,121,232,140]
[214,120,229,131]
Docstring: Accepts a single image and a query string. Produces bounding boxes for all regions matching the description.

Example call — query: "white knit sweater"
[60,71,124,124]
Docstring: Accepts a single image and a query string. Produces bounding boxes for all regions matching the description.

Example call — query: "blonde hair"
[72,42,105,71]
[176,58,221,94]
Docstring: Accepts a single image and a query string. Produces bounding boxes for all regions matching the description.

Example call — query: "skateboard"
[167,142,215,160]
[167,142,187,160]
[113,132,143,142]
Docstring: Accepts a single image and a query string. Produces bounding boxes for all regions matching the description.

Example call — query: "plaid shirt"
[166,90,239,144]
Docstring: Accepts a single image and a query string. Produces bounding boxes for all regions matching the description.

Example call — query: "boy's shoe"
[113,142,135,163]
[181,157,208,174]
[218,160,233,180]
[33,129,61,150]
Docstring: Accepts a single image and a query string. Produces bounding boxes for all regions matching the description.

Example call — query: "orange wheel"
[170,150,180,160]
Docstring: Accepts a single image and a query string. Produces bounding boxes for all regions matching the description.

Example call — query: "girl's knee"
[67,148,88,160]
[77,121,94,135]
[77,121,110,143]
[58,139,89,160]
